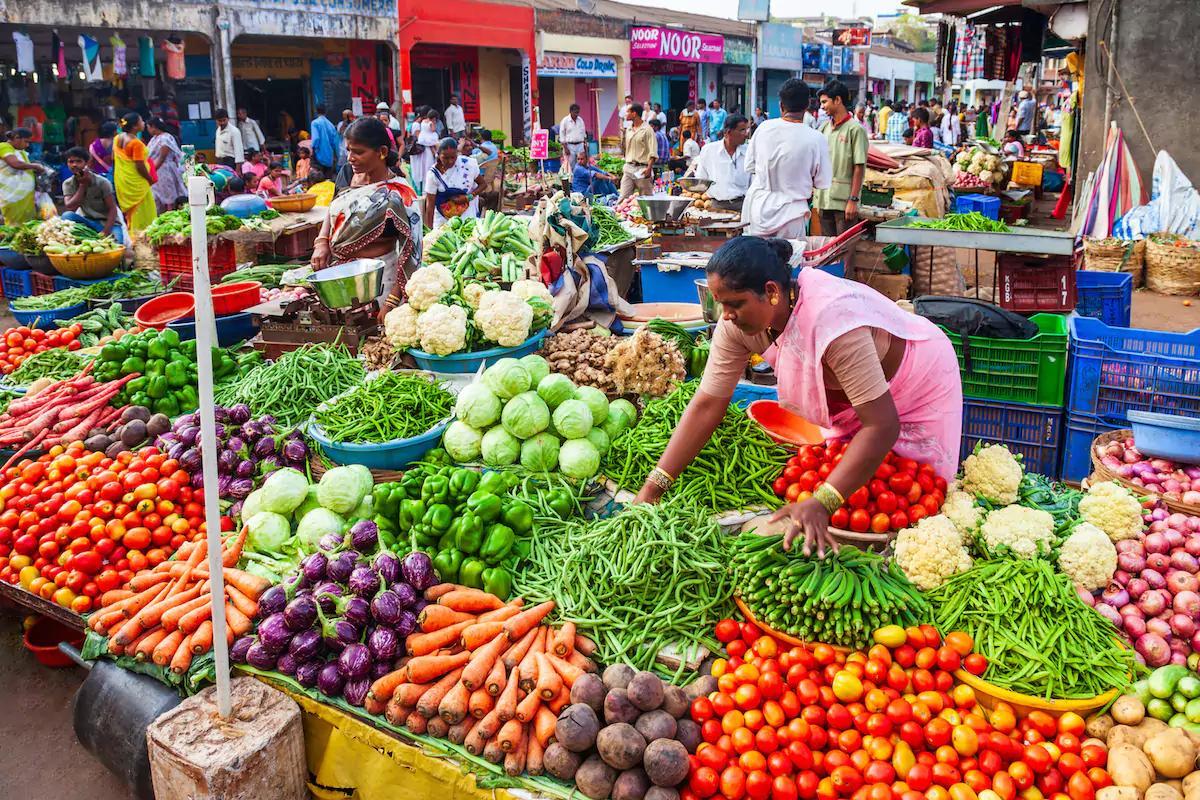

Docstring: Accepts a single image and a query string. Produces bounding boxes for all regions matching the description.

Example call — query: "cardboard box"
[854,268,911,301]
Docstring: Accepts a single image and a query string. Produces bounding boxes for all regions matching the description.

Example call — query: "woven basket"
[1089,429,1200,516]
[309,458,406,484]
[1083,238,1146,287]
[1145,236,1200,296]
[48,248,125,280]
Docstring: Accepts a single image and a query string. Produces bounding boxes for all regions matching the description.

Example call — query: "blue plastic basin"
[167,311,259,347]
[408,331,547,374]
[1128,410,1200,464]
[309,418,451,470]
[9,302,87,329]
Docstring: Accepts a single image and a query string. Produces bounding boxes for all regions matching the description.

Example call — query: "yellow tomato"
[52,587,76,608]
[873,625,907,648]
[832,671,864,702]
[752,636,778,659]
[951,684,976,710]
[1020,788,1044,800]
[951,725,979,757]
[9,554,31,571]
[711,658,729,678]
[18,565,39,589]
[892,741,916,779]
[949,784,979,800]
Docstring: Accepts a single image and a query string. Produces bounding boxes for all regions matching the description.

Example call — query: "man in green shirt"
[813,80,867,271]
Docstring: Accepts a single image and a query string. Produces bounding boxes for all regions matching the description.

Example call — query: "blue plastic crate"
[1,268,34,299]
[639,262,706,304]
[953,194,1000,220]
[960,398,1063,479]
[167,311,259,347]
[1075,271,1133,328]
[1067,316,1200,425]
[1061,413,1123,483]
[731,381,778,408]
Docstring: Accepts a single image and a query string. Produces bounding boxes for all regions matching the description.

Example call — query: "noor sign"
[631,25,724,64]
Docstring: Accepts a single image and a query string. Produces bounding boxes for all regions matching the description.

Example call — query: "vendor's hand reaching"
[311,240,331,270]
[632,482,665,505]
[769,497,838,557]
[844,200,860,222]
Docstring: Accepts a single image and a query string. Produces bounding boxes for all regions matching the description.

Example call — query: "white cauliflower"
[978,170,994,184]
[510,279,553,304]
[383,303,420,349]
[475,290,533,347]
[942,491,983,541]
[966,163,981,176]
[1079,481,1144,542]
[960,444,1023,505]
[1057,522,1118,591]
[406,264,455,311]
[416,303,468,355]
[462,282,487,309]
[978,505,1055,559]
[893,514,973,591]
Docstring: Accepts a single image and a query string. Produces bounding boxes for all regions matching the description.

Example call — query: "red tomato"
[869,513,889,534]
[847,487,869,509]
[888,474,913,495]
[907,506,928,524]
[1066,771,1095,800]
[963,654,987,676]
[691,766,720,798]
[715,619,742,644]
[774,477,791,496]
[721,765,747,800]
[936,647,962,672]
[746,770,772,800]
[1008,762,1034,791]
[874,491,897,513]
[774,776,800,800]
[849,509,871,533]
[1079,746,1106,770]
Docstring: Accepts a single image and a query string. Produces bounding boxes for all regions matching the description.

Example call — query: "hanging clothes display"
[52,31,67,77]
[138,36,156,78]
[79,35,104,82]
[11,32,34,74]
[111,35,128,79]
[162,37,186,81]
[952,23,985,82]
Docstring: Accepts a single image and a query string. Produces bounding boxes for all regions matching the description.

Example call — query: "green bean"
[7,348,90,386]
[909,212,1011,233]
[314,372,453,443]
[10,286,92,311]
[213,343,365,428]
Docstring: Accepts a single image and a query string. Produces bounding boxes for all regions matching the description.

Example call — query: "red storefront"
[398,0,538,144]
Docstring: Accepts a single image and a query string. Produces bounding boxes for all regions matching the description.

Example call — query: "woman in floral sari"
[147,117,186,214]
[113,113,156,231]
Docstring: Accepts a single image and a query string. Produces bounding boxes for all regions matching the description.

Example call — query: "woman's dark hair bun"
[706,235,793,296]
[763,237,793,265]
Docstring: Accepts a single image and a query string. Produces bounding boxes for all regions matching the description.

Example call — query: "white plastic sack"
[1114,150,1200,240]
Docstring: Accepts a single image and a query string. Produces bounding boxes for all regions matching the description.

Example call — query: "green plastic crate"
[939,312,1068,407]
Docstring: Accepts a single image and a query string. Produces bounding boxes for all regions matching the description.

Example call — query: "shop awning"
[903,0,1020,14]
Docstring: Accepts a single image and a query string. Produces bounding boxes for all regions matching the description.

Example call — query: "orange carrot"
[417,604,476,633]
[534,705,557,748]
[363,695,387,717]
[495,667,520,722]
[224,583,259,620]
[438,589,504,613]
[447,719,473,746]
[224,602,252,637]
[548,685,571,714]
[152,630,185,666]
[169,633,194,674]
[99,589,135,607]
[566,649,598,673]
[134,628,170,661]
[485,657,507,697]
[534,652,562,701]
[384,698,411,728]
[546,653,585,687]
[478,603,524,624]
[438,681,471,725]
[504,728,528,776]
[191,619,214,654]
[127,571,171,592]
[415,667,466,718]
[394,682,433,709]
[502,600,555,641]
[497,718,523,752]
[405,650,471,684]
[460,621,506,651]
[160,592,211,632]
[526,733,545,776]
[424,583,459,601]
[221,528,247,566]
[178,600,213,634]
[502,625,540,671]
[464,708,499,755]
[515,689,541,723]
[518,627,547,692]
[109,583,169,620]
[469,687,494,719]
[461,633,510,691]
[90,608,128,636]
[204,567,269,599]
[111,614,147,649]
[426,716,450,739]
[369,667,416,704]
[405,619,474,657]
[574,633,597,657]
[405,711,429,735]
[483,738,505,765]
[551,621,576,658]
[136,581,204,629]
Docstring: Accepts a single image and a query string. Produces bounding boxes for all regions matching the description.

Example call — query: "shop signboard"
[801,44,823,71]
[539,53,618,79]
[723,38,754,67]
[831,47,844,75]
[757,23,804,71]
[225,0,398,14]
[630,25,724,64]
[737,0,770,21]
[831,28,872,47]
[530,128,549,160]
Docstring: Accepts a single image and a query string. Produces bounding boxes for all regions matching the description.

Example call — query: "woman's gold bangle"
[647,467,674,492]
[814,483,844,515]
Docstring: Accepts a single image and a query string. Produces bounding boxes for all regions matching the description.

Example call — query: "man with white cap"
[1015,90,1036,136]
[376,102,403,133]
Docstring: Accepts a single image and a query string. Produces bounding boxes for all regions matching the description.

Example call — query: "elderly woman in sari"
[147,117,186,214]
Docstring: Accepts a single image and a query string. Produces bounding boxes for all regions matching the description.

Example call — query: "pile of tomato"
[771,442,948,534]
[0,323,83,374]
[0,441,224,613]
[682,621,1111,800]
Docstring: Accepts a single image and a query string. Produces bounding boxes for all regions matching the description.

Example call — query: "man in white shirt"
[743,80,832,238]
[213,108,245,167]
[376,101,403,133]
[236,107,266,154]
[444,94,466,139]
[692,113,750,204]
[619,95,634,153]
[642,101,655,123]
[558,104,588,170]
[653,103,667,126]
[681,130,701,167]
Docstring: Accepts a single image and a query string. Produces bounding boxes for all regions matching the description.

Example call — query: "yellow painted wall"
[552,79,576,124]
[478,48,515,140]
[538,33,629,99]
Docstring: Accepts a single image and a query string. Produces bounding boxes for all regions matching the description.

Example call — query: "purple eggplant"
[319,532,345,554]
[322,619,360,652]
[190,470,204,490]
[228,403,252,424]
[167,441,188,462]
[288,629,323,662]
[246,641,278,670]
[401,552,437,591]
[257,584,289,617]
[338,643,372,679]
[283,595,318,632]
[392,582,417,610]
[275,652,298,676]
[213,423,227,439]
[301,552,328,584]
[258,613,293,653]
[348,520,378,552]
[283,438,309,463]
[178,412,199,428]
[328,551,359,584]
[412,597,429,615]
[228,478,253,499]
[218,449,239,475]
[367,626,399,662]
[370,660,394,681]
[259,454,282,474]
[180,447,201,473]
[395,610,418,639]
[347,566,380,598]
[370,590,404,626]
[317,662,345,696]
[176,425,200,446]
[230,636,255,664]
[336,595,371,627]
[313,581,343,613]
[229,500,244,519]
[296,660,323,688]
[226,436,247,455]
[343,677,370,707]
[254,436,277,459]
[235,459,255,479]
[374,552,402,586]
[217,474,233,497]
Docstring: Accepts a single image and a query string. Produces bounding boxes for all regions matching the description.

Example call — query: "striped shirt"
[886,111,908,143]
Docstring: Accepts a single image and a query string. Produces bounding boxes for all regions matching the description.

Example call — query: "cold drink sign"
[630,25,724,64]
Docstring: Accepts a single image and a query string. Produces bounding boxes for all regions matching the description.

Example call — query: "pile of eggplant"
[233,522,438,707]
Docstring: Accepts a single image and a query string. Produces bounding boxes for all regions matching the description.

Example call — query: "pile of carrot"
[88,529,267,676]
[365,583,598,778]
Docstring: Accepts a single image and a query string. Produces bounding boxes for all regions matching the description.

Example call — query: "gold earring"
[770,295,779,306]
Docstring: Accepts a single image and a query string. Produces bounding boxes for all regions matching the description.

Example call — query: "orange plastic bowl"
[135,292,195,330]
[23,617,84,668]
[746,400,823,448]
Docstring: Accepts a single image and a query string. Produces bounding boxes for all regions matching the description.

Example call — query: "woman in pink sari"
[634,236,962,555]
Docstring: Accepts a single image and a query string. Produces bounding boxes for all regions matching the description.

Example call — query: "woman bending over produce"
[634,236,962,555]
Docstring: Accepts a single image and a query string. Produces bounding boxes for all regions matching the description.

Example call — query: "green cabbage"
[481,426,521,467]
[602,398,637,440]
[292,485,322,522]
[455,383,502,428]
[244,511,292,555]
[585,427,611,457]
[240,489,266,522]
[536,373,576,409]
[552,399,593,440]
[520,432,560,472]
[296,507,346,550]
[501,391,550,439]
[317,466,370,515]
[347,464,374,500]
[482,358,531,399]
[259,467,310,515]
[519,354,550,386]
[574,385,609,425]
[443,420,483,462]
[351,492,374,521]
[559,438,600,480]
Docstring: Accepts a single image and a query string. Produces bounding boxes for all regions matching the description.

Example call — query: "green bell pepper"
[546,488,574,519]
[177,385,199,411]
[458,557,486,590]
[479,524,515,563]
[501,501,534,535]
[454,511,484,554]
[398,498,426,531]
[432,549,464,583]
[146,375,167,400]
[146,358,167,378]
[449,468,480,501]
[120,356,146,375]
[422,503,453,532]
[482,567,512,600]
[421,475,449,505]
[100,343,126,362]
[466,490,503,523]
[147,337,169,360]
[153,394,180,417]
[130,391,152,409]
[180,338,196,357]
[373,484,404,522]
[165,361,189,388]
[159,328,181,348]
[436,524,458,553]
[477,472,509,496]
[374,514,399,549]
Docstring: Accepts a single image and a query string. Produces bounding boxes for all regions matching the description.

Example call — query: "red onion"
[1166,529,1186,549]
[1119,603,1139,617]
[1151,507,1169,522]
[1102,583,1130,608]
[1148,553,1171,571]
[1171,550,1199,572]
[1075,585,1097,606]
[1143,568,1167,589]
[1175,590,1200,618]
[1190,516,1200,532]
[1145,533,1170,554]
[1137,632,1172,667]
[1172,614,1197,637]
[1186,492,1200,506]
[1185,467,1200,481]
[1114,570,1131,585]
[1191,629,1200,653]
[1184,535,1200,556]
[1169,513,1190,529]
[1094,603,1122,627]
[1118,552,1147,573]
[1167,571,1200,595]
[1152,459,1175,472]
[1128,578,1150,600]
[1124,615,1148,638]
[1139,589,1168,616]
[1150,521,1169,534]
[1116,539,1145,555]
[1172,652,1189,665]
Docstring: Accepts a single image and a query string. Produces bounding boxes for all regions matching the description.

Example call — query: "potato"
[613,768,651,800]
[1112,723,1164,751]
[597,723,647,770]
[643,738,690,787]
[1088,713,1118,740]
[544,743,583,781]
[685,675,717,701]
[558,703,601,753]
[1147,785,1184,800]
[1167,781,1185,794]
[576,754,618,800]
[1182,771,1200,800]
[1108,743,1156,794]
[1145,729,1199,779]
[628,671,665,712]
[604,664,636,691]
[635,710,678,742]
[572,673,609,714]
[605,689,641,725]
[675,719,702,754]
[1097,788,1143,800]
[662,686,690,719]
[646,788,680,800]
[1113,696,1148,726]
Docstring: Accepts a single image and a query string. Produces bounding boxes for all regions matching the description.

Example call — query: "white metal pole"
[188,175,233,719]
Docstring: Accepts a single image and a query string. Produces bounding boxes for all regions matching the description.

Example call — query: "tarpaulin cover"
[1113,150,1200,241]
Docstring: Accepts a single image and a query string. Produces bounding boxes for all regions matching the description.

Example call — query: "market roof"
[517,0,756,38]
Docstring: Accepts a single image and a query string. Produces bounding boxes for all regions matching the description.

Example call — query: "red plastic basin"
[23,617,84,668]
[212,281,263,316]
[746,400,824,448]
[135,292,195,330]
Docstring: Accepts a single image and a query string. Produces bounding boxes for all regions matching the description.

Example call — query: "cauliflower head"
[978,505,1055,559]
[462,281,488,310]
[961,444,1023,505]
[416,303,468,355]
[475,290,533,347]
[1057,522,1117,591]
[893,514,973,591]
[978,170,994,184]
[1079,481,1144,542]
[510,279,552,304]
[942,491,983,541]
[406,265,455,311]
[383,303,420,349]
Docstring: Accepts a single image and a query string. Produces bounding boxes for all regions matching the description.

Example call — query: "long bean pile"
[512,501,734,680]
[213,343,365,428]
[314,372,453,443]
[7,348,90,385]
[909,212,1011,233]
[602,381,789,512]
[927,558,1135,699]
[732,534,929,650]
[589,202,634,247]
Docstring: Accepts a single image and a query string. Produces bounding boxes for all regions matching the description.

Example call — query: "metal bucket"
[696,279,722,324]
[636,194,691,222]
[309,258,385,309]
